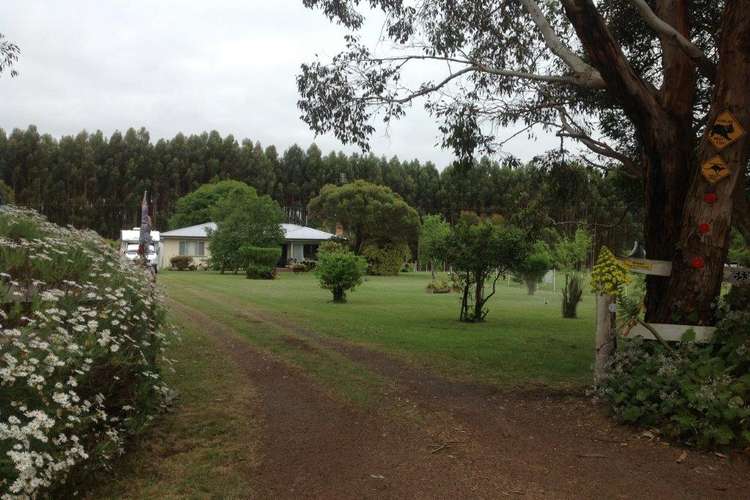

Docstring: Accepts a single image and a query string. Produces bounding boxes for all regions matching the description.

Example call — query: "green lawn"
[87,311,260,499]
[161,270,595,387]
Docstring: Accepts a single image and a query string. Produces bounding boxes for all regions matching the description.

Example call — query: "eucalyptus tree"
[297,0,750,324]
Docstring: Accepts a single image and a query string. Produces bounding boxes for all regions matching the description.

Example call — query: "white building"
[157,222,335,268]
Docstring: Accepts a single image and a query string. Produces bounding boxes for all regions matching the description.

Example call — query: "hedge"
[0,206,173,497]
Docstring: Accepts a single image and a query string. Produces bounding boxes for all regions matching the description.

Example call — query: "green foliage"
[361,242,411,276]
[0,206,171,496]
[426,277,451,294]
[515,241,552,295]
[447,214,528,322]
[599,310,750,449]
[169,180,256,230]
[307,180,420,253]
[0,179,14,204]
[553,228,592,272]
[240,245,281,279]
[315,247,367,303]
[728,229,750,267]
[590,246,631,298]
[170,255,194,271]
[419,214,450,274]
[561,273,584,318]
[0,126,638,254]
[554,228,592,319]
[208,189,284,272]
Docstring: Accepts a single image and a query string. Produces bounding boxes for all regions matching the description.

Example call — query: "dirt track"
[169,299,750,499]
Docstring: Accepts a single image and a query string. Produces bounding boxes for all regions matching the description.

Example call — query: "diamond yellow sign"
[701,155,731,184]
[708,111,745,150]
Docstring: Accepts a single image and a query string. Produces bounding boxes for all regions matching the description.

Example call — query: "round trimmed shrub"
[361,243,410,276]
[240,245,281,279]
[0,206,173,497]
[315,247,367,303]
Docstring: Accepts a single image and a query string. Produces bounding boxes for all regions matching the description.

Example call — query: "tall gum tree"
[297,0,750,325]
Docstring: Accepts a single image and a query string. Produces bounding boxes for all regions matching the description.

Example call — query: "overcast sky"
[0,0,561,169]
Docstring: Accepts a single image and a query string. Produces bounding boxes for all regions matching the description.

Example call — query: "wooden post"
[595,293,616,383]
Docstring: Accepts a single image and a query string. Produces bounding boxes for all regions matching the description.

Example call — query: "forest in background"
[0,125,641,254]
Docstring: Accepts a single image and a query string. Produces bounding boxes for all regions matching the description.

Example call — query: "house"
[158,222,336,269]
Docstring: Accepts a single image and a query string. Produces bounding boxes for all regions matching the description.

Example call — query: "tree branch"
[519,0,606,88]
[561,0,666,136]
[628,0,717,81]
[558,109,642,177]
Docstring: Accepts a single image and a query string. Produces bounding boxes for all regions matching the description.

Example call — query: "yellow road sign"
[701,155,731,184]
[708,111,745,150]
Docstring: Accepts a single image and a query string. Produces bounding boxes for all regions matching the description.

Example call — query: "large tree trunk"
[659,1,750,324]
[565,0,750,325]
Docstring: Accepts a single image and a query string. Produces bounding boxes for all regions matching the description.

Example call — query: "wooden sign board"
[708,111,745,150]
[620,258,672,277]
[701,156,731,184]
[724,266,750,287]
[627,323,715,343]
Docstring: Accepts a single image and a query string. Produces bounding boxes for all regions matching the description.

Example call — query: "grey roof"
[159,222,335,242]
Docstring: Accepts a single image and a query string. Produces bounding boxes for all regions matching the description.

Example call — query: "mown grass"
[161,270,596,387]
[168,285,388,408]
[87,311,260,499]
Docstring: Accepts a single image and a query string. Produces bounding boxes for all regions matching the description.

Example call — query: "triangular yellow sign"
[701,155,731,184]
[708,111,745,150]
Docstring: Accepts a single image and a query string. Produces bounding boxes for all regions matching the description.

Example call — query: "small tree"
[241,245,282,279]
[516,241,552,295]
[208,189,284,272]
[419,214,451,279]
[315,246,367,303]
[553,228,592,318]
[447,214,528,322]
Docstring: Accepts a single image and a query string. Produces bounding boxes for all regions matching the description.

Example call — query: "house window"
[303,244,318,260]
[179,240,205,256]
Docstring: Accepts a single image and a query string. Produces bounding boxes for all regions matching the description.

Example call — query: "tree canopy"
[298,0,750,324]
[308,180,420,253]
[169,179,256,229]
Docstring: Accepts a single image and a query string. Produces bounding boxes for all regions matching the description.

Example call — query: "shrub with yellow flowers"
[590,246,631,298]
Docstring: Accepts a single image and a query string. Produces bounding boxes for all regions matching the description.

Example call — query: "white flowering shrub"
[0,206,173,498]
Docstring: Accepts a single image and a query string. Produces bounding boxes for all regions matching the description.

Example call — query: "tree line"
[0,125,641,254]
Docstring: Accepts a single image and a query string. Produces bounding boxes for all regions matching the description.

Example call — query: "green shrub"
[0,206,172,497]
[361,243,410,276]
[170,255,193,270]
[426,278,451,294]
[240,245,281,279]
[561,272,583,318]
[315,248,367,303]
[598,309,750,449]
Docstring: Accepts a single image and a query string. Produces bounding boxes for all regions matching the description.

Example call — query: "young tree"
[447,214,528,322]
[307,180,420,253]
[516,241,553,295]
[419,214,451,279]
[553,228,592,318]
[208,189,285,275]
[169,180,256,229]
[315,246,368,302]
[298,0,750,326]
